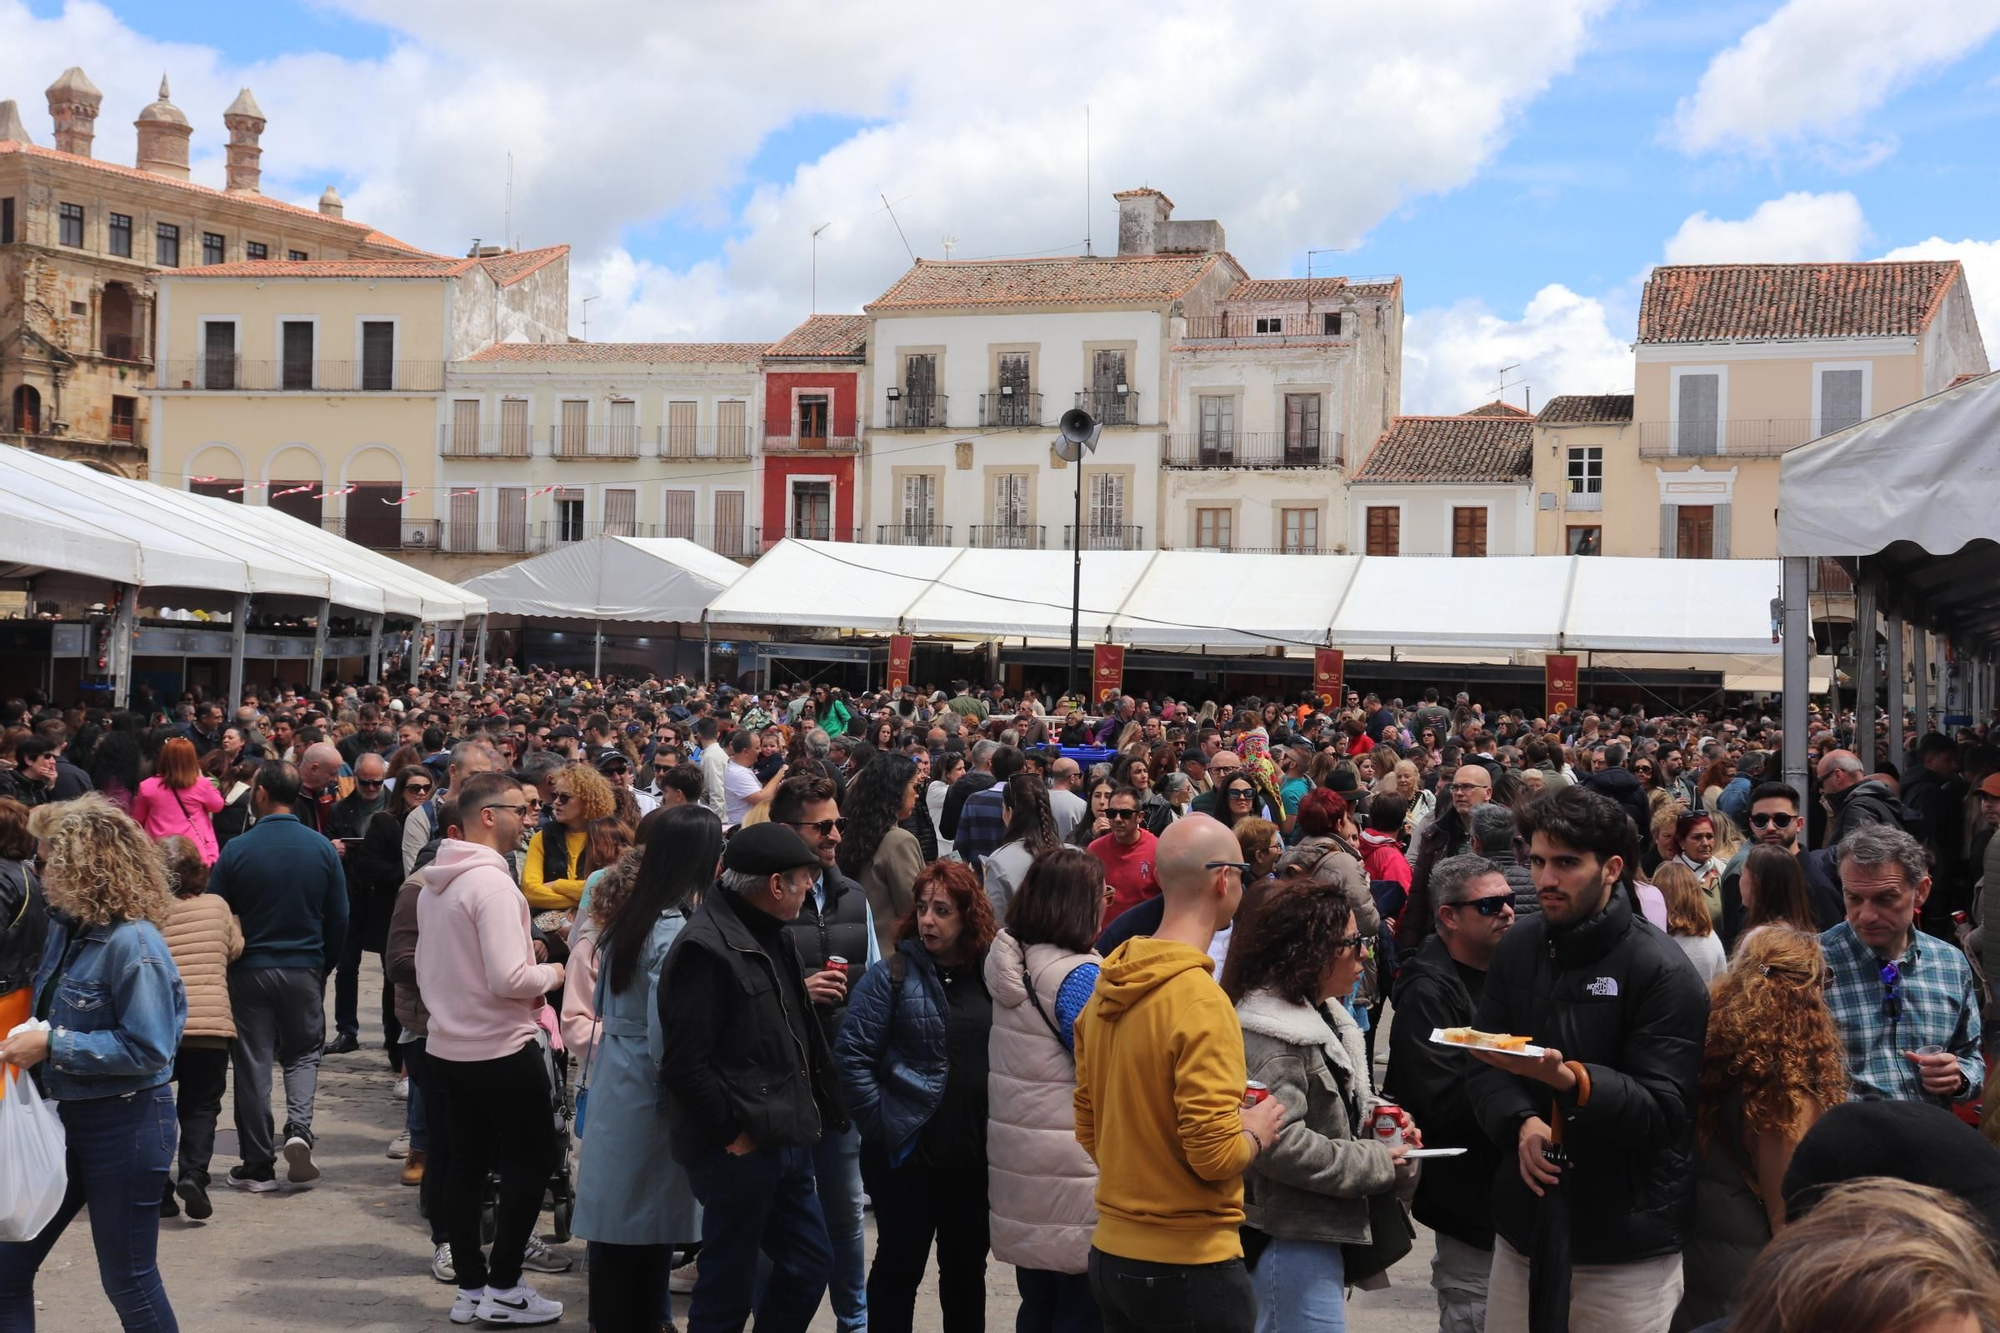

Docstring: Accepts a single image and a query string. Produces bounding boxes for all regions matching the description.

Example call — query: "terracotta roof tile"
[1462,400,1535,418]
[766,314,868,359]
[158,245,567,286]
[0,140,443,258]
[1112,186,1175,208]
[1351,415,1533,484]
[867,254,1223,312]
[1639,261,1962,343]
[1537,394,1634,424]
[1226,276,1401,302]
[462,341,769,364]
[475,244,568,287]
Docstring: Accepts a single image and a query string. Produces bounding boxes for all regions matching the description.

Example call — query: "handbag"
[571,941,607,1139]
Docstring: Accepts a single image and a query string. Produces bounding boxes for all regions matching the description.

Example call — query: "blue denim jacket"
[30,915,186,1102]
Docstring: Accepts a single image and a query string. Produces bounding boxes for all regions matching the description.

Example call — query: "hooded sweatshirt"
[1072,936,1256,1265]
[416,839,564,1063]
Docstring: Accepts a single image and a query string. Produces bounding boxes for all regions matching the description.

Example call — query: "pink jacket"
[131,776,224,864]
[416,840,564,1063]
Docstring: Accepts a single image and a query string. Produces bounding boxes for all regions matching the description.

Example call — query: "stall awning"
[458,536,745,623]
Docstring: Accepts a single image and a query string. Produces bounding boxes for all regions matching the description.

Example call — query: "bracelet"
[1244,1127,1266,1155]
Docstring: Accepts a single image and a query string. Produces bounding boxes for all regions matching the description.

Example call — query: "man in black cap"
[658,822,844,1333]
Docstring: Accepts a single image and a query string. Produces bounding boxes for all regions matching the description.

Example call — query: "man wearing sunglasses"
[1090,787,1162,929]
[1385,854,1517,1331]
[326,752,391,1055]
[1714,783,1845,947]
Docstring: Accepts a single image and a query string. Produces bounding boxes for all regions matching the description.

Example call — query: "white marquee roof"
[458,536,745,622]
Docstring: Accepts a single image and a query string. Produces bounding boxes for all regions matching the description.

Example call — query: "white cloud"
[1400,284,1632,416]
[1662,191,1868,264]
[0,0,1614,341]
[1880,235,2000,359]
[1670,0,2000,156]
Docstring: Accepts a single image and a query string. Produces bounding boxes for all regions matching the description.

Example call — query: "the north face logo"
[1585,976,1619,998]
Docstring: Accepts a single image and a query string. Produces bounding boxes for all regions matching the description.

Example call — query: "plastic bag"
[0,1027,68,1243]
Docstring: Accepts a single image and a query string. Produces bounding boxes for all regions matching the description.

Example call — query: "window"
[271,479,325,530]
[155,223,180,267]
[1254,316,1282,334]
[58,202,83,248]
[1675,372,1719,454]
[1284,393,1322,463]
[201,321,236,390]
[1451,507,1488,557]
[714,491,747,555]
[792,481,832,540]
[603,488,637,537]
[903,352,939,427]
[287,250,308,262]
[662,490,696,540]
[1092,348,1129,424]
[665,400,697,456]
[107,212,130,257]
[1365,506,1399,556]
[994,472,1030,534]
[448,491,480,552]
[717,400,747,455]
[900,473,937,535]
[360,320,394,389]
[608,398,637,455]
[281,321,314,390]
[1195,507,1232,550]
[1198,395,1236,462]
[995,351,1030,426]
[109,396,136,443]
[1,198,13,245]
[1676,505,1715,560]
[345,485,398,551]
[202,232,225,265]
[559,400,589,456]
[190,477,241,503]
[497,487,527,552]
[1566,525,1602,556]
[1281,508,1319,553]
[1566,446,1602,494]
[245,241,268,260]
[556,490,586,543]
[451,400,481,454]
[1085,472,1127,548]
[1820,368,1865,436]
[500,398,528,456]
[797,393,829,444]
[1322,311,1342,335]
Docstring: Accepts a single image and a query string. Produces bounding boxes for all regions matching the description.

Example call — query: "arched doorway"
[9,384,40,435]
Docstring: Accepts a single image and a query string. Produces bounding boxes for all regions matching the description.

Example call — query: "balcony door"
[1199,395,1235,464]
[1093,349,1128,424]
[797,394,829,447]
[202,321,236,390]
[1284,393,1321,463]
[1675,504,1715,559]
[281,321,314,390]
[792,481,832,540]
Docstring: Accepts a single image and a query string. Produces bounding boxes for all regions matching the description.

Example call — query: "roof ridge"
[1650,259,1958,271]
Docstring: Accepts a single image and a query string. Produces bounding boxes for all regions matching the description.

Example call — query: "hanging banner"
[1092,643,1125,704]
[1313,648,1345,708]
[887,635,914,692]
[1545,653,1579,714]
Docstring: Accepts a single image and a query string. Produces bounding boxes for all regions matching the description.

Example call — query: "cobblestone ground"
[34,957,1439,1331]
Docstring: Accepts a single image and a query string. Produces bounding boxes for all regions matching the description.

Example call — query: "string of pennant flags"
[194,477,432,503]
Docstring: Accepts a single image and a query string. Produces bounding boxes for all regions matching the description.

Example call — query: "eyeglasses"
[551,793,574,805]
[1449,782,1489,794]
[1204,860,1255,876]
[1334,934,1377,956]
[1879,958,1903,1021]
[478,801,528,818]
[788,818,848,837]
[1448,894,1514,917]
[1749,812,1797,829]
[1106,808,1141,821]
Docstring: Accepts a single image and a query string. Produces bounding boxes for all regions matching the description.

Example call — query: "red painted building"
[761,314,867,548]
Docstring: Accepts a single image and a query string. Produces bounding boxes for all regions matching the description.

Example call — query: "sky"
[8,0,2000,412]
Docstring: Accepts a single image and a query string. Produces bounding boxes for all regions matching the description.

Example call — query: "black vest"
[783,864,874,1040]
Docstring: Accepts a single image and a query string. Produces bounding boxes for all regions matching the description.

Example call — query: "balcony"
[1075,389,1140,426]
[1189,544,1328,555]
[877,524,952,546]
[1064,524,1145,551]
[1182,310,1359,341]
[160,358,445,392]
[762,426,861,454]
[523,522,764,558]
[549,424,644,460]
[659,426,753,461]
[968,524,1046,549]
[1563,489,1603,511]
[439,424,531,459]
[101,334,148,363]
[1636,419,1827,458]
[979,390,1042,429]
[886,392,947,429]
[1161,431,1345,468]
[322,517,440,551]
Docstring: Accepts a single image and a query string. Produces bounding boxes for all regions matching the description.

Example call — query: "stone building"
[0,66,433,476]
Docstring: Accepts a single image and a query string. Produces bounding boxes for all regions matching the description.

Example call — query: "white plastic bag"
[0,1026,68,1243]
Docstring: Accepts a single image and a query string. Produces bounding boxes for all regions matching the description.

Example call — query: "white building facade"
[1347,412,1535,556]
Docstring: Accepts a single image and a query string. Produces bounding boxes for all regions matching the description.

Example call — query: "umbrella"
[1527,1096,1572,1333]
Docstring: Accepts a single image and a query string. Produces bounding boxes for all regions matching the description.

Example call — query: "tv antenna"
[881,192,916,263]
[811,221,831,312]
[504,152,514,251]
[580,295,597,342]
[1492,362,1531,411]
[942,234,958,260]
[1084,104,1092,257]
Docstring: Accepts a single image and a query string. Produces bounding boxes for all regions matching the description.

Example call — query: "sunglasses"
[1879,959,1903,1021]
[356,777,384,787]
[1204,860,1255,876]
[1449,894,1514,917]
[1106,809,1141,821]
[1634,765,1654,775]
[1749,812,1797,829]
[477,801,528,818]
[1227,787,1256,800]
[1334,934,1377,956]
[788,818,848,837]
[404,782,434,795]
[551,792,574,805]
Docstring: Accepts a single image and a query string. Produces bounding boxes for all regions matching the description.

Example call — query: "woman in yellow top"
[523,764,618,910]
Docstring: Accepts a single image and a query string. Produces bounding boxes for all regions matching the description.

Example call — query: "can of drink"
[1372,1103,1404,1148]
[825,955,848,976]
[1242,1080,1270,1108]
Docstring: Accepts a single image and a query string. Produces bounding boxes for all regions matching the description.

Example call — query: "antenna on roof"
[811,221,831,313]
[881,192,916,263]
[942,235,958,260]
[581,295,597,342]
[1492,362,1530,410]
[504,152,513,254]
[1084,104,1092,258]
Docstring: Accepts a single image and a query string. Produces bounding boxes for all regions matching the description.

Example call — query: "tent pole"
[450,618,467,690]
[1854,580,1878,766]
[308,599,331,695]
[110,584,138,711]
[1781,556,1811,812]
[702,614,711,684]
[593,620,603,680]
[367,614,385,685]
[1067,459,1083,702]
[1885,610,1904,764]
[475,616,489,679]
[226,593,251,711]
[1913,624,1929,739]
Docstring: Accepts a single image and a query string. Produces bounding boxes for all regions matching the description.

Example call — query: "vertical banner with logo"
[1092,643,1126,704]
[886,635,914,692]
[1313,648,1345,709]
[1545,653,1579,715]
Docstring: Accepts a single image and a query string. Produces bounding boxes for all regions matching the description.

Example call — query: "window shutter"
[667,401,697,457]
[1820,369,1864,435]
[360,321,395,390]
[1676,375,1718,454]
[452,400,480,453]
[604,488,637,537]
[560,400,588,456]
[500,399,528,456]
[497,487,526,552]
[717,400,747,455]
[995,473,1028,526]
[715,491,746,553]
[902,474,936,528]
[448,491,479,551]
[1713,503,1731,560]
[609,399,637,455]
[662,490,696,539]
[1659,503,1678,558]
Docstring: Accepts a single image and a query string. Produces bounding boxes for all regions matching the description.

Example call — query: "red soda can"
[825,955,848,976]
[1372,1103,1404,1148]
[1243,1080,1270,1108]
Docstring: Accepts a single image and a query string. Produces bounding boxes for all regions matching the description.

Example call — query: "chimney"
[0,100,31,145]
[1114,188,1172,256]
[318,185,344,219]
[133,75,191,180]
[44,66,101,157]
[222,87,265,193]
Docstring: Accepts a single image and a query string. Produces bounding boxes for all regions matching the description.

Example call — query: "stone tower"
[318,185,345,219]
[134,75,191,180]
[45,66,102,157]
[0,100,32,145]
[222,87,265,193]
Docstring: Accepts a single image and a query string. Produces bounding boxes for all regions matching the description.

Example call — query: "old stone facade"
[0,67,433,477]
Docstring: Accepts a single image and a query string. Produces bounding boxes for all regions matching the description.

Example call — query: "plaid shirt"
[953,787,1009,868]
[1820,921,1984,1103]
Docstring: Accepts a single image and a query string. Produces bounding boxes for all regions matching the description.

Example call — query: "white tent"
[704,540,1781,655]
[459,536,744,623]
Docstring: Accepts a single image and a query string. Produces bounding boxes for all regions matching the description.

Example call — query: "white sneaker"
[430,1243,456,1284]
[387,1133,410,1159]
[475,1284,563,1325]
[520,1235,574,1274]
[394,1076,409,1101]
[448,1289,481,1325]
[667,1256,699,1293]
[282,1132,320,1184]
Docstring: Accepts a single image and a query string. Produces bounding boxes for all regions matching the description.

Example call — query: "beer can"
[1243,1080,1270,1108]
[1372,1103,1404,1148]
[826,955,848,975]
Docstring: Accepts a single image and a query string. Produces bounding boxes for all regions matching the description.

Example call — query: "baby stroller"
[479,1027,578,1245]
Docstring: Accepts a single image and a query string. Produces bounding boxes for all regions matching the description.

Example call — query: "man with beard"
[1715,782,1843,945]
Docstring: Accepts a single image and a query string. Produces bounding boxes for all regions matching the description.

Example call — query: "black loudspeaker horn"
[1053,407,1102,463]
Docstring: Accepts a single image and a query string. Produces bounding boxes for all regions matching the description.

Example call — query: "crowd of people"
[3,669,2000,1333]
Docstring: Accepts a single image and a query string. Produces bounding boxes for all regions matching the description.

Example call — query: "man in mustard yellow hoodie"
[1073,813,1289,1332]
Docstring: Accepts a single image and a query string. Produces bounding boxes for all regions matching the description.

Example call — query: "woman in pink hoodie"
[130,737,223,864]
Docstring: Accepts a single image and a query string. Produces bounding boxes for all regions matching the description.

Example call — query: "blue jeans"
[1252,1236,1347,1332]
[683,1144,831,1333]
[0,1083,179,1332]
[754,1122,865,1331]
[1016,1267,1102,1333]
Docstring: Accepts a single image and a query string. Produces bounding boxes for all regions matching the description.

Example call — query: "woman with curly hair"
[0,794,187,1330]
[837,753,927,958]
[1671,926,1846,1332]
[523,763,617,911]
[833,859,997,1333]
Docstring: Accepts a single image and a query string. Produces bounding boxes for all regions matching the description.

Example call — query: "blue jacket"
[1716,774,1755,828]
[209,813,347,973]
[833,939,950,1164]
[31,915,186,1102]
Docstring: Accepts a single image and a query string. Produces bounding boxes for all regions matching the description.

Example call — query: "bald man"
[1816,748,1904,847]
[1073,814,1287,1332]
[294,742,352,836]
[327,752,391,1055]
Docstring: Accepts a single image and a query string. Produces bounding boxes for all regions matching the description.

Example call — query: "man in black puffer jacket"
[1465,786,1708,1333]
[1580,743,1649,845]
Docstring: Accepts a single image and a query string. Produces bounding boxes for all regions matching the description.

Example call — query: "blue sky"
[11,0,2000,409]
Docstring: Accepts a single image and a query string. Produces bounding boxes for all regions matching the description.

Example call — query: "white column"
[1854,580,1877,765]
[109,585,139,710]
[450,619,467,689]
[226,592,251,712]
[1781,557,1811,810]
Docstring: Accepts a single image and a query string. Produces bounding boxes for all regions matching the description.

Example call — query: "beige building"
[1532,261,1988,560]
[1,67,433,476]
[148,248,568,560]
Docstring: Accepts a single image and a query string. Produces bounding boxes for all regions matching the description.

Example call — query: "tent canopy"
[459,536,745,623]
[705,541,1781,654]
